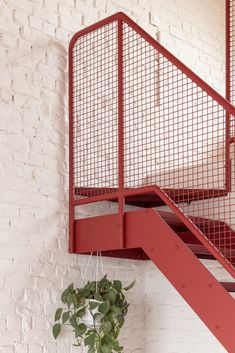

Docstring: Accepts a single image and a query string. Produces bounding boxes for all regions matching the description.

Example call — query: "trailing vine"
[53,275,135,353]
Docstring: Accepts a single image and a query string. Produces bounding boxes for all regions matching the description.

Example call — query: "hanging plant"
[52,274,135,353]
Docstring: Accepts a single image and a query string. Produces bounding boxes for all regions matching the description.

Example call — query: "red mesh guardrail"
[69,13,235,275]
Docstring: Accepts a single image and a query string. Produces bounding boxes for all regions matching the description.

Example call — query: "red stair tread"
[157,210,235,247]
[157,210,230,232]
[220,282,235,292]
[75,187,227,206]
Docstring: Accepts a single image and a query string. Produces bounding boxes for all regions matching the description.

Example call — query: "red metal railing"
[227,0,235,105]
[69,13,235,276]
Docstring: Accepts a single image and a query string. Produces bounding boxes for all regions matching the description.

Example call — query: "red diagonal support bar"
[75,209,235,352]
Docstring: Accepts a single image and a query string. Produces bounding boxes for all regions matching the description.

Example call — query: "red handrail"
[70,12,235,116]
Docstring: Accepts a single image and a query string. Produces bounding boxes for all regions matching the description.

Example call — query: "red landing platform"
[75,187,227,206]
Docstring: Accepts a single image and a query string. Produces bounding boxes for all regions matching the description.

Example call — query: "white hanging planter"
[81,299,102,328]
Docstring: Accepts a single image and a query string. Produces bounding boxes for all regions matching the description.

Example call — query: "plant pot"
[81,299,101,329]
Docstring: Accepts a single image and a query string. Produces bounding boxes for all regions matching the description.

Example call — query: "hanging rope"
[99,251,104,276]
[81,251,104,293]
[95,251,99,292]
[81,252,93,285]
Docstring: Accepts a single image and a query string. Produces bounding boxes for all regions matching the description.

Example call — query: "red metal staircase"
[69,12,235,352]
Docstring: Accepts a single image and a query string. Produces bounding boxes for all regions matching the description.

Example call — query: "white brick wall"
[0,0,228,352]
[144,260,234,353]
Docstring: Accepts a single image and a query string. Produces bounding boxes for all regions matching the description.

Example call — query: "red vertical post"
[226,0,231,102]
[226,0,231,192]
[69,42,75,253]
[118,18,125,248]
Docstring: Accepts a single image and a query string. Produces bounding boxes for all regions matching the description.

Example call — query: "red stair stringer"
[75,209,235,352]
[126,209,235,352]
[150,186,235,279]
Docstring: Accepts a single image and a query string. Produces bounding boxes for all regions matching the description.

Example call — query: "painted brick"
[13,8,29,24]
[7,316,21,330]
[15,344,28,353]
[0,1,227,353]
[55,27,71,43]
[0,348,14,353]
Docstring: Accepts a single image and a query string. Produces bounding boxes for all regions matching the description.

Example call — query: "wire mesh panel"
[122,22,235,267]
[71,21,119,199]
[123,24,226,191]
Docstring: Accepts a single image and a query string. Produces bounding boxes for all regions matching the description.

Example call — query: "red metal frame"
[69,12,235,277]
[226,0,231,103]
[117,18,125,248]
[69,33,74,253]
[226,1,232,194]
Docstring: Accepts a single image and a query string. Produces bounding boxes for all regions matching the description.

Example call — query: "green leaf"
[118,316,124,328]
[69,313,77,328]
[79,288,91,298]
[85,281,96,292]
[99,275,109,289]
[71,294,79,307]
[84,332,96,346]
[98,301,110,315]
[94,293,103,301]
[100,321,112,334]
[113,326,120,338]
[106,335,121,351]
[89,301,100,310]
[61,289,69,304]
[67,292,74,307]
[113,280,122,292]
[52,323,61,339]
[111,305,121,315]
[107,289,117,304]
[101,344,112,353]
[93,312,101,320]
[54,308,62,321]
[99,274,107,283]
[88,348,95,353]
[121,302,129,315]
[75,323,87,337]
[62,311,70,323]
[123,280,135,291]
[68,283,74,291]
[76,306,86,318]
